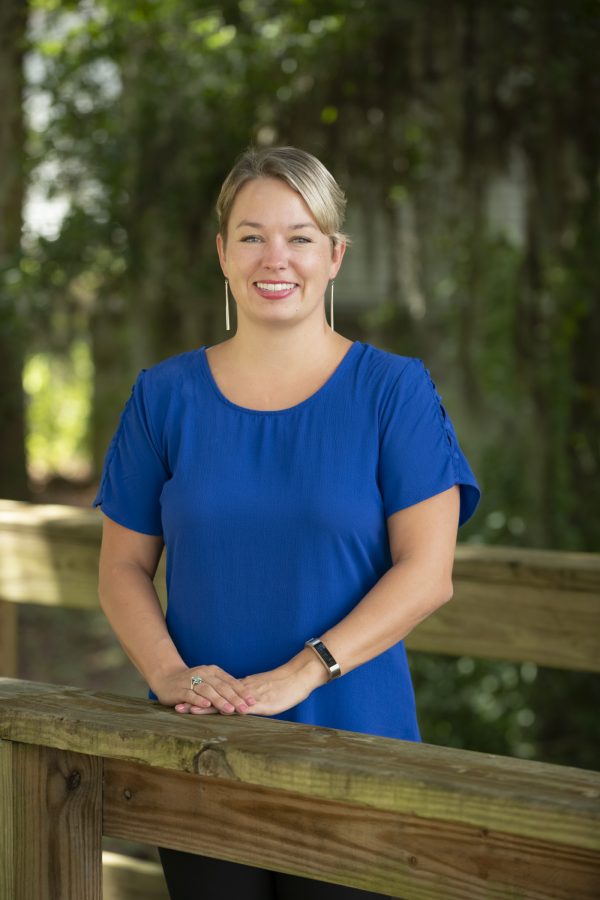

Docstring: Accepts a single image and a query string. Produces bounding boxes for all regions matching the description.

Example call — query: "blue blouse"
[93,340,480,741]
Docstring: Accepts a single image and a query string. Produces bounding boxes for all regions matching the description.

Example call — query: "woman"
[94,146,480,899]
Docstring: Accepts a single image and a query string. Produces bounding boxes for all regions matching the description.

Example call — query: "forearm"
[322,559,452,673]
[286,560,452,685]
[98,562,186,693]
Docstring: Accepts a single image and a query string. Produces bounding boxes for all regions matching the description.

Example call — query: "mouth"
[253,281,299,300]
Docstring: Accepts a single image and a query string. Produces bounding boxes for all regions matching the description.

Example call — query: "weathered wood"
[1,679,598,899]
[404,579,600,671]
[0,679,598,854]
[0,599,17,677]
[103,758,600,899]
[0,739,102,900]
[2,500,599,670]
[0,499,167,609]
[0,741,14,899]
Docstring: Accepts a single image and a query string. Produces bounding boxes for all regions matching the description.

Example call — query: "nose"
[261,236,289,270]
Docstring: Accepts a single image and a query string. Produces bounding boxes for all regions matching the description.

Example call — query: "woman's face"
[216,177,345,330]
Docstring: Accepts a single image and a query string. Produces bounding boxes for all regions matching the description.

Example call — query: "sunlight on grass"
[23,340,93,480]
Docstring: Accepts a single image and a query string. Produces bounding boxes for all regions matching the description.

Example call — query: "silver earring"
[329,280,335,332]
[225,279,230,331]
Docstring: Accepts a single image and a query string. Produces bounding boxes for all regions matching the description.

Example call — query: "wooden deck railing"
[1,677,599,899]
[1,499,599,898]
[1,499,599,677]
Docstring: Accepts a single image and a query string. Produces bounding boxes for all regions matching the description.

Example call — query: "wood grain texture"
[103,758,600,900]
[452,543,600,592]
[0,740,102,900]
[0,679,598,854]
[0,600,17,677]
[1,500,598,670]
[0,741,16,900]
[0,499,167,610]
[404,579,600,671]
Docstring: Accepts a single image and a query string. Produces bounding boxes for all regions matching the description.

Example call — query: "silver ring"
[190,675,204,689]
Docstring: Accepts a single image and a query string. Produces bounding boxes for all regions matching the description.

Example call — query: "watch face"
[306,638,340,677]
[319,645,336,667]
[312,640,335,668]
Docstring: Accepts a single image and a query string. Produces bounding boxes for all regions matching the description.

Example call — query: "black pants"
[158,847,391,900]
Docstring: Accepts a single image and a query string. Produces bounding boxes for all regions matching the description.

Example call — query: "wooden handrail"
[1,678,599,899]
[1,499,599,673]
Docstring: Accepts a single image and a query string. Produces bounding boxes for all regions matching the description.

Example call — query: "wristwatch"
[305,638,342,679]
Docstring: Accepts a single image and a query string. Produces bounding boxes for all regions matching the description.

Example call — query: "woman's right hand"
[154,665,257,716]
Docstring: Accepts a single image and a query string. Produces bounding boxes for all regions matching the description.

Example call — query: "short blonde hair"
[216,146,350,247]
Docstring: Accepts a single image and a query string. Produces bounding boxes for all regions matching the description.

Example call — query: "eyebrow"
[235,220,318,230]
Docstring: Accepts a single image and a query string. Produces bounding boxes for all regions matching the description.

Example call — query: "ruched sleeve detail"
[92,370,169,536]
[378,358,481,527]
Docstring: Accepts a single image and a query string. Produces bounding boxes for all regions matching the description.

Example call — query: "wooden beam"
[0,499,167,610]
[0,600,17,677]
[0,739,102,899]
[103,758,600,899]
[0,679,598,853]
[2,500,599,670]
[404,579,600,671]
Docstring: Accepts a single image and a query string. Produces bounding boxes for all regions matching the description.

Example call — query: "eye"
[240,234,263,243]
[291,236,312,244]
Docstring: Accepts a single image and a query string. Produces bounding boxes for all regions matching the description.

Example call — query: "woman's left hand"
[234,660,326,716]
[174,650,328,716]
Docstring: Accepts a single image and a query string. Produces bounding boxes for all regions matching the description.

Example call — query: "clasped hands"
[156,651,329,718]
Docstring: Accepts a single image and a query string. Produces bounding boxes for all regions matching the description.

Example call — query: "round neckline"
[198,341,362,416]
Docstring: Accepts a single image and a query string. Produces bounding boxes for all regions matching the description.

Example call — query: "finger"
[192,670,254,713]
[175,702,218,715]
[191,680,244,715]
[187,690,213,709]
[207,666,257,706]
[211,676,254,713]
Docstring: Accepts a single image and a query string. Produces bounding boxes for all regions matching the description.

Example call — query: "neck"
[223,320,349,374]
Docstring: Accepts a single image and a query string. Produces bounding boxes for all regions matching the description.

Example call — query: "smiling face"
[216,177,346,330]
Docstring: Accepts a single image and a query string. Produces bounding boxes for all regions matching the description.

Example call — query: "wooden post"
[0,600,17,677]
[0,739,103,900]
[1,680,600,899]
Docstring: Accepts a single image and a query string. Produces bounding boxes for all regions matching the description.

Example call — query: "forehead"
[230,177,316,226]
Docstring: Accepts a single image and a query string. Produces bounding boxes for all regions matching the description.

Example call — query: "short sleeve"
[92,370,169,536]
[378,359,481,527]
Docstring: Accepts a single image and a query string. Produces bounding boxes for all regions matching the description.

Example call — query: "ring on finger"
[191,675,204,689]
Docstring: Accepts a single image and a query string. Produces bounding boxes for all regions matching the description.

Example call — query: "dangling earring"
[224,279,230,331]
[329,280,335,332]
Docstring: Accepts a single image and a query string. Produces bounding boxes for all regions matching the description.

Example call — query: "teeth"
[256,282,296,291]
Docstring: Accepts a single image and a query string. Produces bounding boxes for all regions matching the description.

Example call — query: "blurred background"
[1,0,598,790]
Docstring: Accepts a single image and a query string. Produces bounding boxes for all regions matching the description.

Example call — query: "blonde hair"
[216,146,350,247]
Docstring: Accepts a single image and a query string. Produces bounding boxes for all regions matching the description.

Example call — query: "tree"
[22,0,600,548]
[0,0,28,499]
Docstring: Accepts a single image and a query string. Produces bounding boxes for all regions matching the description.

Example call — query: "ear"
[216,233,227,277]
[329,240,347,280]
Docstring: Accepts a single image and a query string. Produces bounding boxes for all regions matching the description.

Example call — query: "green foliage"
[411,653,540,759]
[411,651,600,770]
[23,339,92,479]
[17,0,599,765]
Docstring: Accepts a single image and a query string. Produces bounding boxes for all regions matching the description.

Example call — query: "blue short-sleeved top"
[93,341,481,741]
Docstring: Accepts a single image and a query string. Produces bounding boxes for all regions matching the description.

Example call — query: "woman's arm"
[98,514,256,714]
[237,486,460,715]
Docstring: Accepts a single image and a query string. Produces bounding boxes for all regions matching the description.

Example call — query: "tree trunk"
[0,0,28,500]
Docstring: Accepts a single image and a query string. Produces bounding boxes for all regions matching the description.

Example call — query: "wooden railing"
[1,499,599,898]
[1,677,599,899]
[1,499,599,677]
